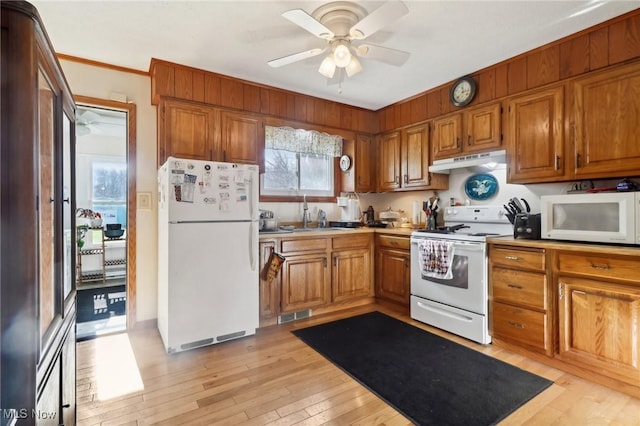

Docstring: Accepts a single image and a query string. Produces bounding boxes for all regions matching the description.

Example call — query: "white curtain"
[265,126,343,157]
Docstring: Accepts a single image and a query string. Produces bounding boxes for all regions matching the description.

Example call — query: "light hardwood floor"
[76,304,640,425]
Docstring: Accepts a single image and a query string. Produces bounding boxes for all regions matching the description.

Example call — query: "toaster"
[513,213,541,240]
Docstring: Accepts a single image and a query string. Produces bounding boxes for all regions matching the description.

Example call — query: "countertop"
[259,226,417,239]
[487,235,640,256]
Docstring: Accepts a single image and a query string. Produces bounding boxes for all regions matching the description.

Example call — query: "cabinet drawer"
[557,252,640,284]
[376,235,410,250]
[491,302,548,353]
[333,234,371,250]
[491,267,546,310]
[281,237,328,254]
[491,247,545,271]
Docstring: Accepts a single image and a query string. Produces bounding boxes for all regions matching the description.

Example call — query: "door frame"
[74,95,137,329]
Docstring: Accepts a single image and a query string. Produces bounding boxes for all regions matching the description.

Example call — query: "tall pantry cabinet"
[1,2,77,425]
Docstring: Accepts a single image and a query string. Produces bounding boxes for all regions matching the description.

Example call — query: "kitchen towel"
[418,239,454,279]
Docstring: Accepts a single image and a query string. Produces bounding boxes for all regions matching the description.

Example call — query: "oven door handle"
[410,238,485,252]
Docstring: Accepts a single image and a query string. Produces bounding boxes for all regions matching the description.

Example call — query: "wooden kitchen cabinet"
[489,245,552,355]
[2,1,77,419]
[331,234,374,303]
[354,134,375,192]
[280,237,330,313]
[556,251,640,387]
[378,130,402,191]
[378,123,447,192]
[220,110,263,167]
[341,134,375,193]
[572,61,640,179]
[375,234,411,308]
[432,102,502,160]
[158,98,217,165]
[258,239,280,321]
[506,86,565,183]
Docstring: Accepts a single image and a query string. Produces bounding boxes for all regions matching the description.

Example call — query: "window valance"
[265,126,343,157]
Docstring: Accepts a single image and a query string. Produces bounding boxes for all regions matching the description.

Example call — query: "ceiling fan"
[267,1,410,81]
[76,109,102,136]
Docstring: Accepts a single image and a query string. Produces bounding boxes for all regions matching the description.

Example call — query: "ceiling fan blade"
[355,43,410,67]
[268,47,327,68]
[282,9,334,40]
[349,1,409,40]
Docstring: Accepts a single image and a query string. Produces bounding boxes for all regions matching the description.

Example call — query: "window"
[91,160,127,227]
[261,126,342,197]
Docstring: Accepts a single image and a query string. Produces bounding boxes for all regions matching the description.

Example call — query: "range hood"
[429,149,506,174]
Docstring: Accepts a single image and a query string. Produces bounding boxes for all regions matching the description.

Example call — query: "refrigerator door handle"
[249,221,257,271]
[249,173,256,220]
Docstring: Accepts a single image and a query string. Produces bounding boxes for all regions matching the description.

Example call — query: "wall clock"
[339,154,351,172]
[450,76,477,107]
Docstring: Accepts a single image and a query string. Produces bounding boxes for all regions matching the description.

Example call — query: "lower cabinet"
[489,245,551,355]
[36,311,76,426]
[375,234,411,307]
[489,242,640,396]
[281,253,330,313]
[556,251,640,387]
[258,233,373,323]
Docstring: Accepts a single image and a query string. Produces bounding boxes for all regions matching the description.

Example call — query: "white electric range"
[410,205,513,344]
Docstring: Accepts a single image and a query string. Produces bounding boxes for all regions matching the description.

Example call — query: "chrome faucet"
[302,194,309,228]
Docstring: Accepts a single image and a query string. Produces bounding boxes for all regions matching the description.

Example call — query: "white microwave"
[540,192,640,245]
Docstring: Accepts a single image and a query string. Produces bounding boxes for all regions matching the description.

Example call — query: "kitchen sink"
[291,227,356,232]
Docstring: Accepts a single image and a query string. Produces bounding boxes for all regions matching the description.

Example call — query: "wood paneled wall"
[150,9,639,136]
[377,10,640,132]
[150,59,377,134]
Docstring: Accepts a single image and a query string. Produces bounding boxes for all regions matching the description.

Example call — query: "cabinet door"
[558,276,640,385]
[378,131,401,191]
[36,355,61,426]
[332,249,372,302]
[259,240,280,320]
[354,134,375,192]
[573,62,640,178]
[375,248,410,305]
[37,68,60,348]
[220,111,263,166]
[465,102,502,153]
[61,325,76,426]
[281,254,330,313]
[507,86,565,183]
[432,114,462,160]
[401,123,430,189]
[159,98,215,164]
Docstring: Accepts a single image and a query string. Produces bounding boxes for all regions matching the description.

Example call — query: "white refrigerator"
[157,157,259,353]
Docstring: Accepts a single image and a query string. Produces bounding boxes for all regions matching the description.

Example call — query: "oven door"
[410,237,487,315]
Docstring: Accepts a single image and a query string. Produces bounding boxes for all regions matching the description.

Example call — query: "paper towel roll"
[412,200,420,225]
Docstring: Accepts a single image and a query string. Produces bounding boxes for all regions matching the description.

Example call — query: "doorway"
[74,96,136,340]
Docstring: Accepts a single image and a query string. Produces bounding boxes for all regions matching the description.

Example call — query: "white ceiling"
[31,1,639,110]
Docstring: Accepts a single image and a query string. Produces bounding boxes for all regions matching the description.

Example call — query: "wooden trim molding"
[74,95,138,330]
[59,53,149,77]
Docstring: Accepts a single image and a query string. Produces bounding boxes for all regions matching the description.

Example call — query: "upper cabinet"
[341,134,375,193]
[506,86,565,183]
[157,99,264,168]
[572,61,640,179]
[378,122,448,192]
[158,98,216,165]
[220,111,263,166]
[432,102,502,160]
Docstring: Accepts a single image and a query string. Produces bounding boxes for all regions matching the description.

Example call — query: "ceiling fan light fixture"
[333,42,352,68]
[318,55,337,78]
[345,56,362,77]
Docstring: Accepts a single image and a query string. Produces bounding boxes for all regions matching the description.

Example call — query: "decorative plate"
[464,173,499,200]
[339,154,351,172]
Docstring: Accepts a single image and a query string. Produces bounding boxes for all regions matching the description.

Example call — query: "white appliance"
[541,192,640,245]
[410,205,512,344]
[337,193,361,222]
[157,157,259,353]
[428,149,507,174]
